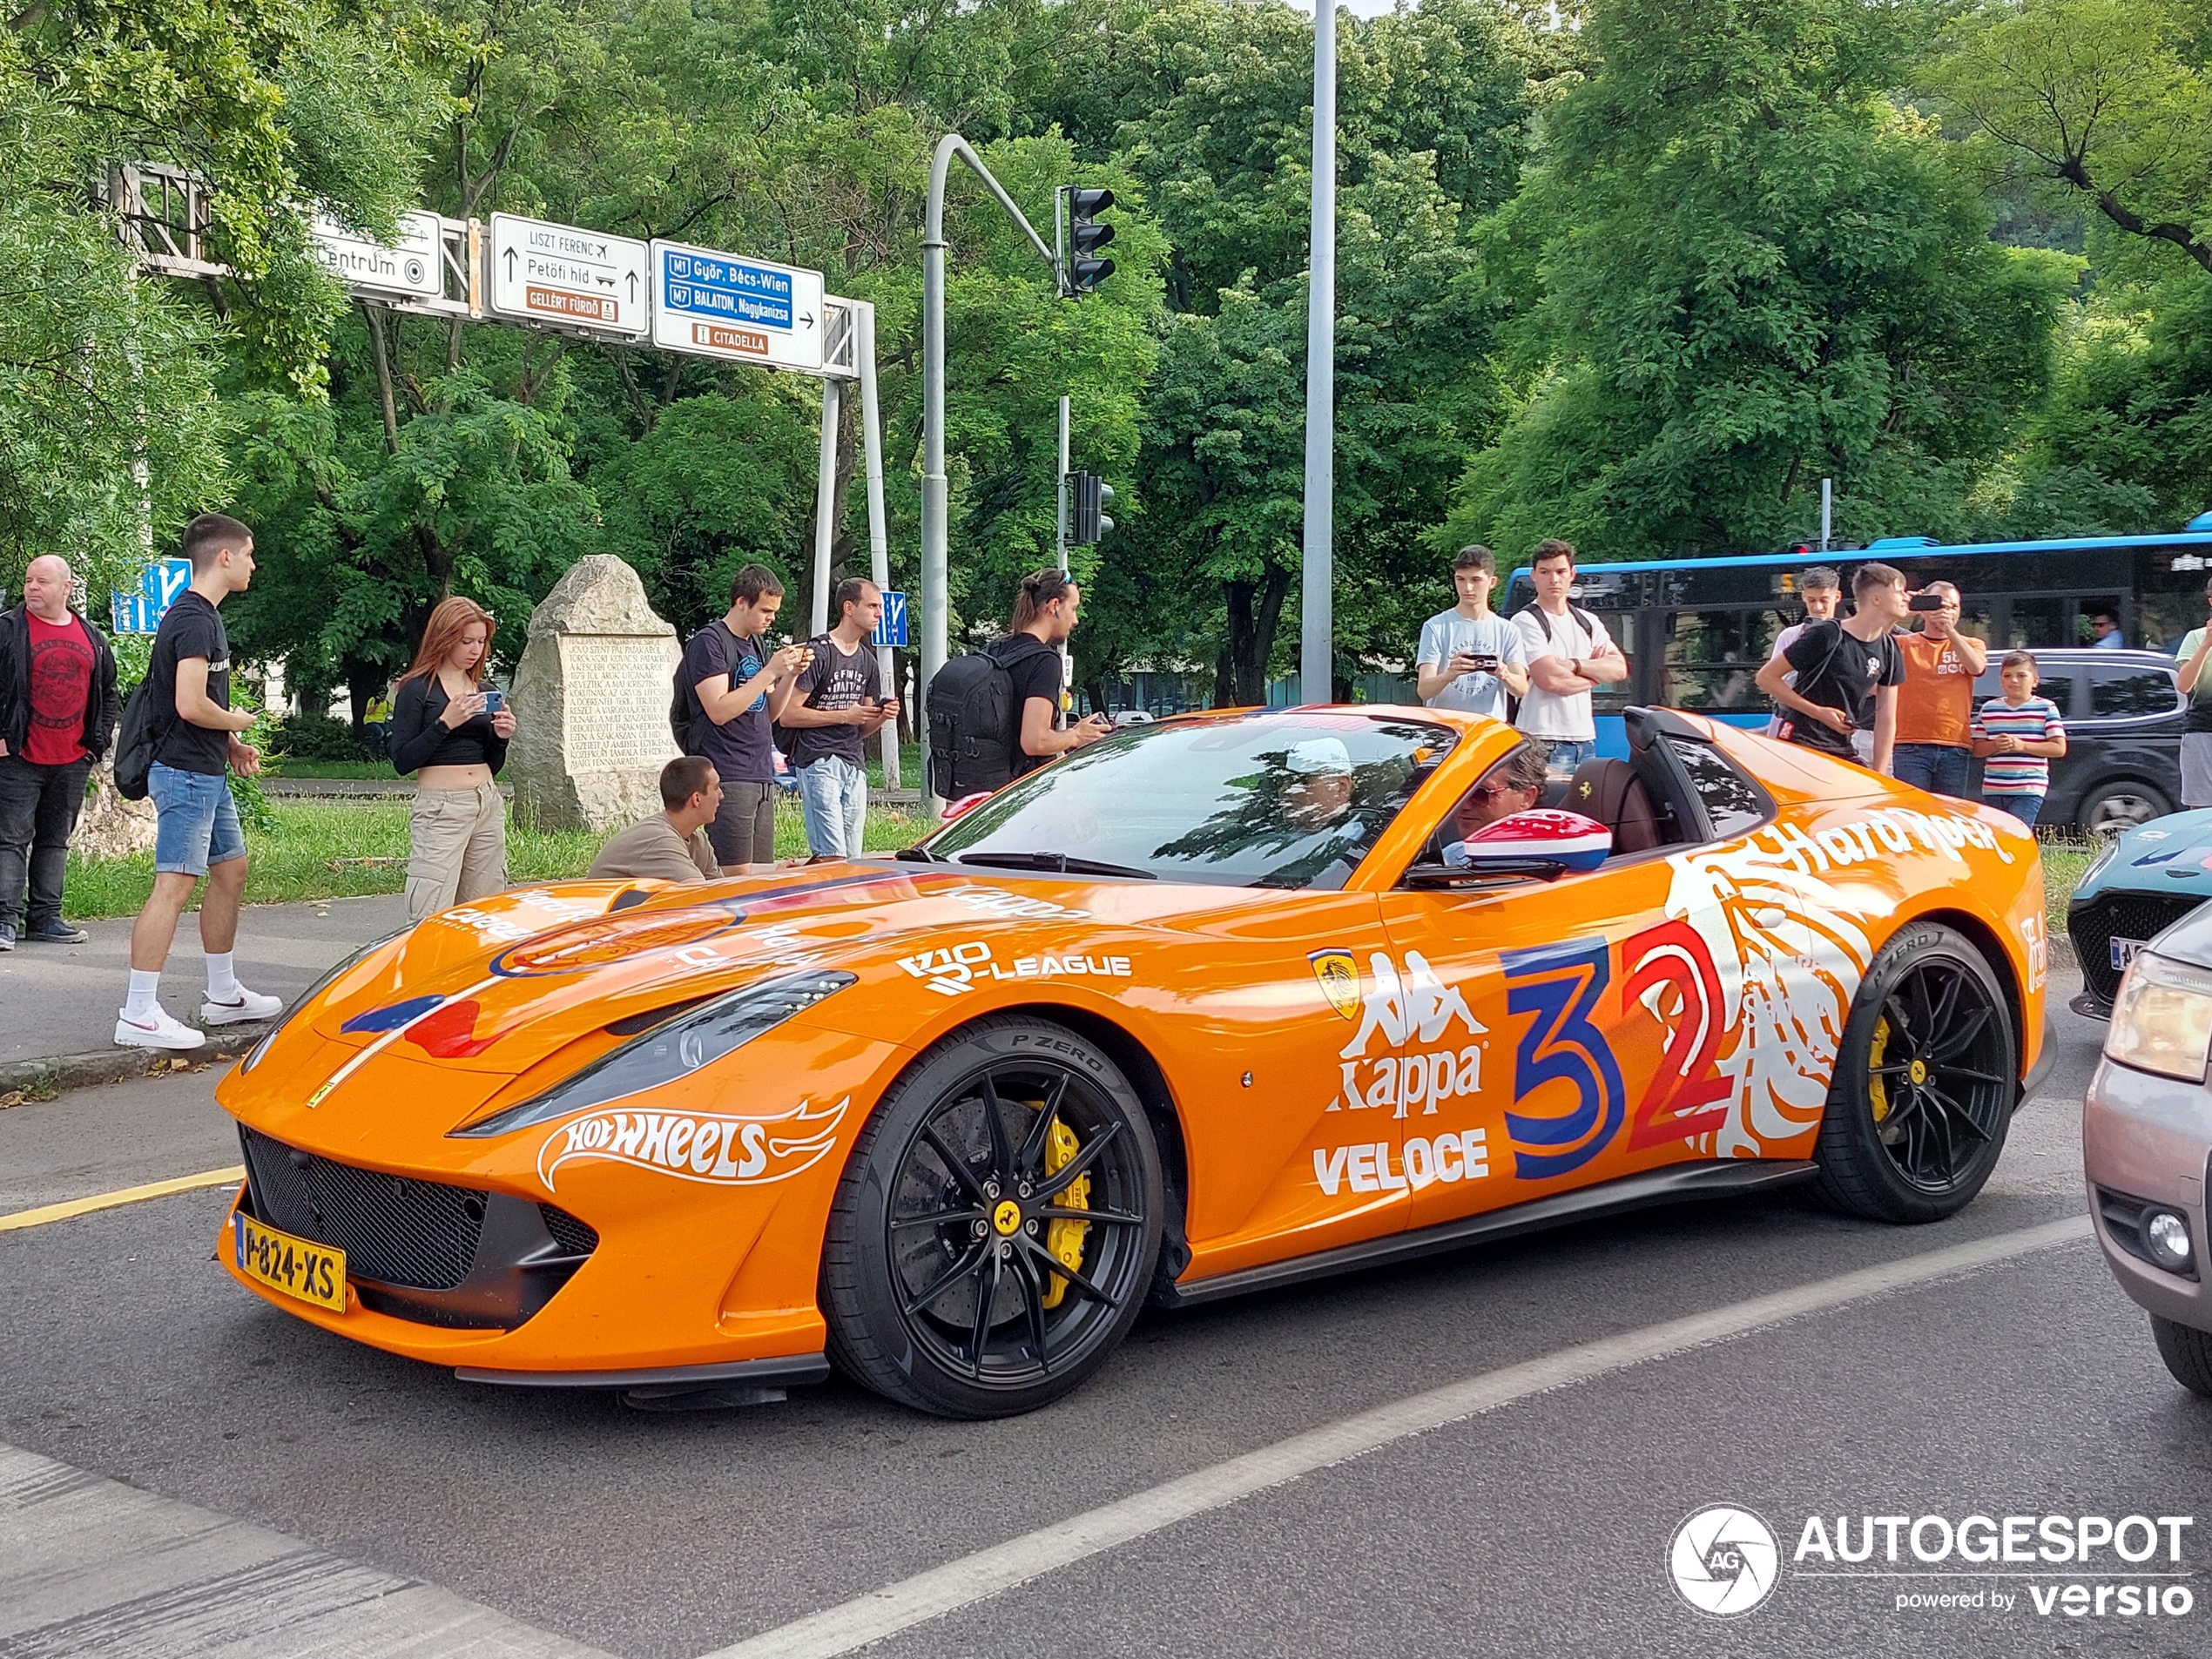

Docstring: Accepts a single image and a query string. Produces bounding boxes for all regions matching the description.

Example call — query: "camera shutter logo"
[1669,1505,1779,1615]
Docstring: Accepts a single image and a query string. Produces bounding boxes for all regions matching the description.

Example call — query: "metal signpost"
[651,242,826,373]
[111,558,192,635]
[1300,0,1339,708]
[487,213,649,338]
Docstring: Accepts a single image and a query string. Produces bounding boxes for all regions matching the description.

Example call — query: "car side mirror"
[1436,808,1612,878]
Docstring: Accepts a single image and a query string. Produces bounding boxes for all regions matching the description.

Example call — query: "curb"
[0,1030,259,1098]
[2049,934,2078,975]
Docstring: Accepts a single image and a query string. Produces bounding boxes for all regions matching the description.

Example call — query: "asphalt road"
[2,970,2205,1659]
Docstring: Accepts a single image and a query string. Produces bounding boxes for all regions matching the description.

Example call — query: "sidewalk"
[0,893,410,1092]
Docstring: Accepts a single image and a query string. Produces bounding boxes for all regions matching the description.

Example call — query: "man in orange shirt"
[1892,580,1987,799]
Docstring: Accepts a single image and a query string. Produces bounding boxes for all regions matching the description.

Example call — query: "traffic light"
[1062,187,1116,294]
[1070,472,1115,543]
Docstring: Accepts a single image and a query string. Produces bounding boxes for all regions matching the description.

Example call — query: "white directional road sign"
[651,240,825,373]
[489,213,650,338]
[309,211,443,299]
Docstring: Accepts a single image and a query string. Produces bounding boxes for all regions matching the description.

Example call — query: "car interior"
[1412,708,1777,881]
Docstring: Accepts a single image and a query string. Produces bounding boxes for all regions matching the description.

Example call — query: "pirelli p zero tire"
[2151,1315,2212,1398]
[1811,921,2016,1224]
[819,1016,1163,1419]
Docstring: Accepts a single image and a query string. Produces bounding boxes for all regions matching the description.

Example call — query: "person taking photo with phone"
[779,577,900,861]
[1892,580,1986,800]
[389,596,517,921]
[1415,545,1528,721]
[1755,561,1908,774]
[2173,576,2212,808]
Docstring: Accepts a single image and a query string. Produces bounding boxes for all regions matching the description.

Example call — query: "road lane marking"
[0,1168,244,1233]
[0,1440,613,1657]
[699,1215,2094,1659]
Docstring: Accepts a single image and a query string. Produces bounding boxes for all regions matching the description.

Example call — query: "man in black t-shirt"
[1755,561,1910,773]
[780,578,900,860]
[680,564,811,874]
[118,513,284,1050]
[1001,569,1109,779]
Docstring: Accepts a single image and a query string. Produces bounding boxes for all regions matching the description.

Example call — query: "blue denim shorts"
[150,761,246,876]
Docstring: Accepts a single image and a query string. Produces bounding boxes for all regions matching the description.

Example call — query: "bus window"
[2087,663,2182,720]
[2003,597,2074,648]
[1662,607,1791,711]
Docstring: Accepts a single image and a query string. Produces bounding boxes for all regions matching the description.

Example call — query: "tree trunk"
[362,304,401,453]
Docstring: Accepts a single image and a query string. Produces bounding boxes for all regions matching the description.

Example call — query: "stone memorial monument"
[507,556,681,832]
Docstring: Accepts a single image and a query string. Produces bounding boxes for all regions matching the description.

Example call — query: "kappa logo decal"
[537,1096,848,1190]
[1322,948,1488,1118]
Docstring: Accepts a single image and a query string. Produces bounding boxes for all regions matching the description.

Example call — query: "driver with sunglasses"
[1442,742,1550,865]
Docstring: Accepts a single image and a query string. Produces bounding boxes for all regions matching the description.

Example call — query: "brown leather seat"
[1562,759,1664,854]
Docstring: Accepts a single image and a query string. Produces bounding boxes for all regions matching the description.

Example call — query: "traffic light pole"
[1299,1,1338,707]
[921,133,1062,814]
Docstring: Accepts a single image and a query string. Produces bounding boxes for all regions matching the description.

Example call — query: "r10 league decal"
[538,1097,847,1190]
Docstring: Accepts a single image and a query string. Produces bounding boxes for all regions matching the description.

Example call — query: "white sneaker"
[201,986,285,1026]
[115,1006,208,1050]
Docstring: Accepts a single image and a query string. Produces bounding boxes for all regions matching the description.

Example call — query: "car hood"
[2145,896,2212,971]
[258,860,1285,1089]
[2081,810,2212,904]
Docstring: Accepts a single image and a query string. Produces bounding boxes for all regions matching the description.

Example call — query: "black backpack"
[670,619,750,753]
[927,636,1052,799]
[112,678,166,801]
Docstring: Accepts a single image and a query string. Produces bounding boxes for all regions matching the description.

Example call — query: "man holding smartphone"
[1892,579,1986,799]
[1416,545,1529,721]
[780,577,900,860]
[1755,561,1909,773]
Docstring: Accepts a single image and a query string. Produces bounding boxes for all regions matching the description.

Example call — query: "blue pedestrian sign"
[111,558,192,635]
[649,239,826,373]
[873,590,909,649]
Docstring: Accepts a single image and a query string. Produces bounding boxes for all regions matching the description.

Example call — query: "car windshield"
[922,712,1457,888]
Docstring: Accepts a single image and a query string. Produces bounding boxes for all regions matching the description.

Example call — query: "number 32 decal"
[1501,922,1732,1179]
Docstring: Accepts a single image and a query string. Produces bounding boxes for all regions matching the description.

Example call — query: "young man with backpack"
[927,569,1109,801]
[674,564,810,874]
[117,514,281,1050]
[778,577,900,860]
[1511,538,1627,775]
[1754,561,1909,774]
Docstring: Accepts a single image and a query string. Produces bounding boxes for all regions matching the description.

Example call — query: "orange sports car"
[216,705,2054,1417]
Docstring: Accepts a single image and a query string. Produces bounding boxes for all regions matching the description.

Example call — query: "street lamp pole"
[1299,0,1338,707]
[921,134,1060,813]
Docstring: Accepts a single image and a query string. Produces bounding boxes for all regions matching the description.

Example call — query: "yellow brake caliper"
[1868,1016,1892,1125]
[1040,1116,1090,1310]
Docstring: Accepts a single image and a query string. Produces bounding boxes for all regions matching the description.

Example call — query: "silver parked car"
[2085,903,2212,1395]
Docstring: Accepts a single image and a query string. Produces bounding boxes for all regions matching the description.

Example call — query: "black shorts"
[708,779,777,868]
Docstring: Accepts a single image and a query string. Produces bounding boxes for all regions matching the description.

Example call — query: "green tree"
[1440,0,2078,565]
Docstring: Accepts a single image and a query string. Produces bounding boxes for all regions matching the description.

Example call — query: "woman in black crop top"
[389,597,518,921]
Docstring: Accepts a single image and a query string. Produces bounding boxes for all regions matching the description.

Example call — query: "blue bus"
[1501,526,2212,758]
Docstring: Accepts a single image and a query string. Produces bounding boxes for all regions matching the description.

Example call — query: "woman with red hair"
[388,597,518,920]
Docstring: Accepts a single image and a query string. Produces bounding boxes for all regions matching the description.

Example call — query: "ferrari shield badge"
[1309,948,1361,1022]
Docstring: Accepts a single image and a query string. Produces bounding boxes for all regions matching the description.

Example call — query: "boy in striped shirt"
[1970,651,2067,826]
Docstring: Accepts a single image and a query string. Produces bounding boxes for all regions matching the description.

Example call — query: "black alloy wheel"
[820,1016,1163,1417]
[1812,921,2016,1223]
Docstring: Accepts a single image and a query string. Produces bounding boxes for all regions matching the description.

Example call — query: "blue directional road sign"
[872,590,909,650]
[111,558,192,635]
[650,239,826,373]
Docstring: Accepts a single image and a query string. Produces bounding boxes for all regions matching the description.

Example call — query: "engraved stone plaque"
[507,556,680,831]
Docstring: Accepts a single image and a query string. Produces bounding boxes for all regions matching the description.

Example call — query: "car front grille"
[239,1127,597,1298]
[2071,892,2210,1006]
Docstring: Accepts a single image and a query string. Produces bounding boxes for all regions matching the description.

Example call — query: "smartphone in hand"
[482,688,505,714]
[1907,593,1946,613]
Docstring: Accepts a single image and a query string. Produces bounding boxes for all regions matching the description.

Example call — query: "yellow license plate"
[233,1212,347,1312]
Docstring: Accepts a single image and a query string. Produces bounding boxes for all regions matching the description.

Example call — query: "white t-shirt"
[1511,605,1615,740]
[1415,610,1527,720]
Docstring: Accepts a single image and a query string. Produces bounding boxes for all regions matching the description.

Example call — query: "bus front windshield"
[922,713,1456,889]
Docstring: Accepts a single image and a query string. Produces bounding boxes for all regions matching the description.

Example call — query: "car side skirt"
[1160,1159,1821,1308]
[454,1353,830,1390]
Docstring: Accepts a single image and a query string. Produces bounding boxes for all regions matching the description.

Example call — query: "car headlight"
[449,970,856,1138]
[2080,840,2118,887]
[241,927,411,1073]
[2105,951,2212,1082]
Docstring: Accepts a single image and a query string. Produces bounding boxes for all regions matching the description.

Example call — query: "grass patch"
[2039,830,2096,938]
[64,793,921,920]
[266,759,395,779]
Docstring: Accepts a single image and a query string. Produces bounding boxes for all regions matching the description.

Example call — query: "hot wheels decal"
[537,1096,849,1190]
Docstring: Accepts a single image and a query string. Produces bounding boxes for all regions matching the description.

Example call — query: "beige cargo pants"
[405,780,508,921]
